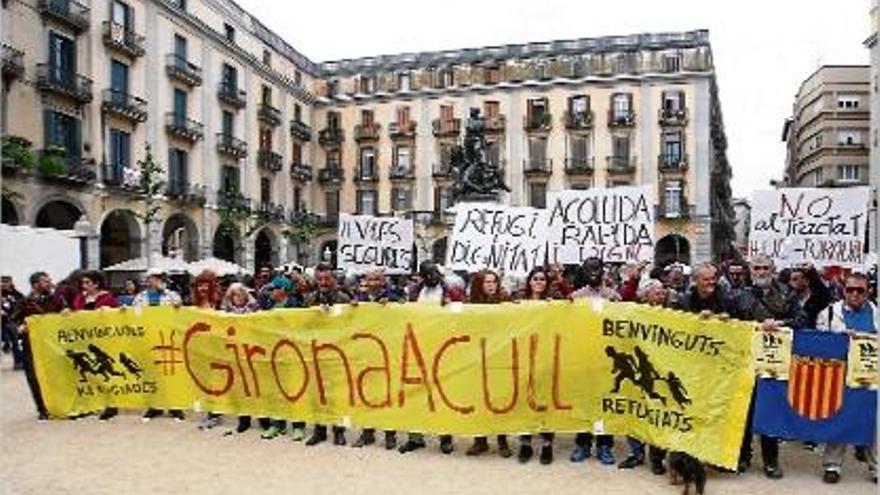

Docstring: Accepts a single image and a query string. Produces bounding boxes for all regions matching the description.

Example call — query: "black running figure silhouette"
[606,346,639,393]
[633,346,667,406]
[87,344,125,381]
[665,371,692,408]
[66,349,98,382]
[119,352,143,379]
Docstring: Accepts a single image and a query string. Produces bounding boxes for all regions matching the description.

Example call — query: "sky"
[235,0,871,198]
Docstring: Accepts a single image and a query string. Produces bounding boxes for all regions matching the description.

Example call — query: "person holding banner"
[787,264,833,329]
[220,283,263,437]
[304,264,352,447]
[570,257,617,466]
[465,270,512,459]
[816,272,878,484]
[190,271,226,431]
[515,266,562,465]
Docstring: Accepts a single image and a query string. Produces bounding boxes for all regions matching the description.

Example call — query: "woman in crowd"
[465,269,512,458]
[191,270,223,430]
[516,266,560,465]
[220,283,262,436]
[117,279,139,307]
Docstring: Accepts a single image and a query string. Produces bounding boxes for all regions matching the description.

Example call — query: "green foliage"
[1,136,35,169]
[38,152,66,175]
[216,184,252,239]
[284,207,318,251]
[136,144,165,226]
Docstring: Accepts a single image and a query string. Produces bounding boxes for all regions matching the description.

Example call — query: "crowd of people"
[1,255,877,485]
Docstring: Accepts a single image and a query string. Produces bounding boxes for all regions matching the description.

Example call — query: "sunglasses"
[845,287,867,295]
[752,265,771,270]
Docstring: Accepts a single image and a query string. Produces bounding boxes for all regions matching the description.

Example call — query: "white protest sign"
[337,214,414,274]
[544,186,655,264]
[749,188,869,268]
[446,203,546,276]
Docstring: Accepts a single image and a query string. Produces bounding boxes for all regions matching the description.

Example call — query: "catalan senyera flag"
[754,330,877,446]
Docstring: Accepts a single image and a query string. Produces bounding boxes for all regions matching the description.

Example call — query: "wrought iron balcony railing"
[102,21,145,58]
[166,54,202,87]
[102,89,147,123]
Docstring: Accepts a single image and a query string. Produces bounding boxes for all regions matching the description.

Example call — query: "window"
[664,181,683,217]
[173,34,187,63]
[325,190,340,217]
[356,190,377,215]
[292,141,302,165]
[221,165,239,194]
[394,145,411,174]
[838,130,861,145]
[662,54,682,73]
[294,103,302,123]
[327,79,339,96]
[173,88,187,120]
[111,0,132,30]
[838,165,861,182]
[327,149,341,169]
[837,96,860,109]
[528,137,547,168]
[108,129,130,181]
[43,110,80,159]
[484,66,502,85]
[294,71,302,85]
[327,111,340,129]
[391,187,411,211]
[48,32,75,81]
[614,54,634,74]
[221,64,237,91]
[359,147,375,178]
[224,23,235,43]
[260,177,271,205]
[261,85,272,105]
[484,101,500,118]
[434,186,453,211]
[570,95,589,115]
[814,134,823,149]
[358,75,375,94]
[397,106,410,125]
[486,140,500,166]
[439,68,454,88]
[612,135,630,160]
[529,183,547,209]
[262,49,271,67]
[361,109,374,125]
[571,183,591,190]
[293,186,302,211]
[811,168,823,186]
[527,98,548,124]
[662,131,683,164]
[398,72,411,91]
[259,127,272,151]
[222,111,234,136]
[440,104,454,121]
[168,148,188,189]
[171,0,185,10]
[110,60,129,96]
[612,93,632,119]
[569,135,590,161]
[662,91,684,111]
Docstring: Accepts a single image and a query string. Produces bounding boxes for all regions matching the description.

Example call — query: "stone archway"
[213,227,239,264]
[254,228,277,270]
[162,213,199,262]
[99,209,143,268]
[655,234,691,267]
[34,199,82,230]
[2,197,20,225]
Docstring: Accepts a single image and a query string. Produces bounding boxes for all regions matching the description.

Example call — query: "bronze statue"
[450,108,510,201]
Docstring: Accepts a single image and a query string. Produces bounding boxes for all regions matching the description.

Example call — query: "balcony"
[217,191,251,212]
[37,151,96,185]
[432,118,461,137]
[354,168,379,184]
[256,202,286,222]
[608,110,636,127]
[38,0,90,33]
[102,164,143,192]
[257,102,282,127]
[659,108,688,127]
[165,54,202,87]
[523,158,552,177]
[218,82,246,108]
[290,120,312,141]
[166,182,207,206]
[388,121,416,139]
[35,64,93,104]
[102,89,147,123]
[215,133,247,159]
[564,111,594,130]
[432,162,452,179]
[290,163,313,182]
[658,153,689,172]
[565,157,595,175]
[606,156,637,174]
[390,166,415,181]
[523,112,552,132]
[318,127,344,147]
[354,122,381,142]
[257,149,283,173]
[2,45,25,82]
[165,113,204,142]
[483,114,506,134]
[102,22,145,58]
[656,198,694,220]
[317,167,344,186]
[317,213,340,227]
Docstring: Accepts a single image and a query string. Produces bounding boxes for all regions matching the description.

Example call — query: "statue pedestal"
[458,192,499,203]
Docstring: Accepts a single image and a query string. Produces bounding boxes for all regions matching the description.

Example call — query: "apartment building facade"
[0,0,733,270]
[782,66,871,188]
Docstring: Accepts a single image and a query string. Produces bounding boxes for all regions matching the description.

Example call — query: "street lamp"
[73,216,92,269]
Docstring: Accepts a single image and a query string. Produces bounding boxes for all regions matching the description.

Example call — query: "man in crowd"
[13,271,66,421]
[1,275,25,370]
[675,263,733,316]
[816,272,878,484]
[304,264,352,447]
[787,264,832,329]
[725,260,749,291]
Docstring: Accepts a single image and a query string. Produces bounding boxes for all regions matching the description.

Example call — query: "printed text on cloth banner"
[27,302,754,468]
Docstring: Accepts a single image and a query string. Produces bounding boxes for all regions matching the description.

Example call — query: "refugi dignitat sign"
[749,188,870,268]
[544,186,656,264]
[446,203,547,276]
[337,214,414,274]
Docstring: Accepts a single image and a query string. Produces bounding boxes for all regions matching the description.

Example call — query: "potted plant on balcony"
[1,136,36,171]
[38,146,67,176]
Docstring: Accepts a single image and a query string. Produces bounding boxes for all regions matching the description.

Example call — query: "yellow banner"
[28,301,754,468]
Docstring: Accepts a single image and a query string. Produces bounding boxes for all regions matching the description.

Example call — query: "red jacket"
[72,291,119,311]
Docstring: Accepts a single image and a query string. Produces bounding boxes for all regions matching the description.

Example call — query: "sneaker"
[37,412,50,422]
[261,425,285,440]
[398,439,426,454]
[306,431,327,446]
[570,445,590,463]
[822,469,840,484]
[651,461,667,476]
[466,438,489,456]
[169,410,186,422]
[618,455,645,469]
[141,409,162,422]
[290,427,305,442]
[199,415,222,430]
[99,408,118,421]
[597,446,615,466]
[498,439,513,459]
[539,445,554,465]
[518,444,534,464]
[384,432,397,450]
[333,429,347,446]
[764,464,784,479]
[352,431,375,448]
[736,459,751,474]
[439,436,454,454]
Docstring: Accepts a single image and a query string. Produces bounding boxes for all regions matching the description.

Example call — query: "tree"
[135,145,166,267]
[283,206,318,264]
